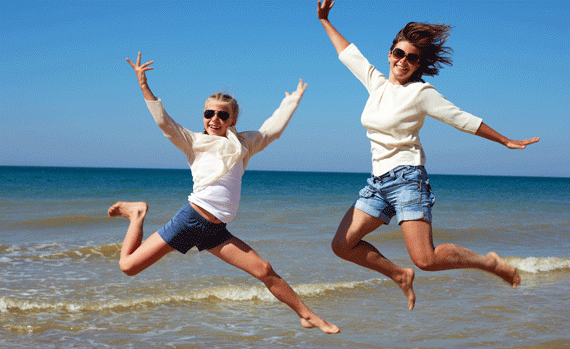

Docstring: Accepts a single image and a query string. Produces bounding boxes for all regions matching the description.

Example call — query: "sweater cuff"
[338,43,357,60]
[145,98,163,115]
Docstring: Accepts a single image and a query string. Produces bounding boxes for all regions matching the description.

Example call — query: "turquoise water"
[1,166,569,348]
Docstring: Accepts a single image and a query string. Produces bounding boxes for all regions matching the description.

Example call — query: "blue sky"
[2,0,569,177]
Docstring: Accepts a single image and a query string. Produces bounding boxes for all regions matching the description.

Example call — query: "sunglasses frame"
[203,109,232,121]
[391,48,420,64]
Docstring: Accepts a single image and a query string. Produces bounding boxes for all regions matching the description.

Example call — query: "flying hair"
[390,22,454,81]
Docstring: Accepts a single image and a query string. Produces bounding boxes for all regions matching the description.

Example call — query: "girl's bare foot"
[108,201,148,220]
[300,316,340,334]
[487,252,521,288]
[395,267,416,310]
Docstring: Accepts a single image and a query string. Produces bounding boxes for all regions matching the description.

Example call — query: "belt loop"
[389,169,396,179]
[371,173,377,183]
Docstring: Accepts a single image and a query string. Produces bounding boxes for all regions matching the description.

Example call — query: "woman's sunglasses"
[204,110,232,121]
[391,48,420,64]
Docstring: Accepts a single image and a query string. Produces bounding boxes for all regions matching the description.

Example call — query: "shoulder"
[237,130,262,144]
[406,81,442,98]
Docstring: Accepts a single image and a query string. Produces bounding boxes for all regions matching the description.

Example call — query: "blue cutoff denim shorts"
[158,204,234,253]
[353,165,435,225]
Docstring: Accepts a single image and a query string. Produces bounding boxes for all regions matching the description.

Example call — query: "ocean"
[1,166,569,348]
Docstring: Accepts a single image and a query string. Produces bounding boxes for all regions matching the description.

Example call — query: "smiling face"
[203,100,236,137]
[388,40,422,85]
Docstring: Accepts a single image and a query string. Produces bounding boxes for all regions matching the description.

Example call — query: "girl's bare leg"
[332,207,416,310]
[400,219,520,287]
[208,237,340,334]
[108,201,174,276]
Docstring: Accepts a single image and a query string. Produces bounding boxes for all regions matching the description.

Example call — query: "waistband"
[186,204,227,228]
[373,165,424,183]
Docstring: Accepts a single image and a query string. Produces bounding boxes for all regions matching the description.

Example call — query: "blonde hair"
[204,93,239,119]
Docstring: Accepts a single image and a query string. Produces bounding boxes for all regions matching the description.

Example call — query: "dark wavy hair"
[390,22,453,82]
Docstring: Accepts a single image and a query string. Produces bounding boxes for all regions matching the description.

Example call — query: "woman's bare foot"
[395,267,416,310]
[300,315,340,334]
[487,252,521,288]
[108,201,148,220]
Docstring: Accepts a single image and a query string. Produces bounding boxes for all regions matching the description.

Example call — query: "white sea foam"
[0,278,387,314]
[508,256,570,273]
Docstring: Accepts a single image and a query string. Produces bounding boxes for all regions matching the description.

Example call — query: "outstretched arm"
[131,52,196,155]
[475,122,540,149]
[240,79,308,159]
[126,52,157,101]
[318,0,350,55]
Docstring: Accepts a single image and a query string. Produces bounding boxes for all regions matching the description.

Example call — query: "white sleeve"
[145,98,197,157]
[420,85,482,134]
[338,43,388,94]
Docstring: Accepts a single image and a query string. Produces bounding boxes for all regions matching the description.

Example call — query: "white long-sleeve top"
[339,43,483,176]
[145,93,301,221]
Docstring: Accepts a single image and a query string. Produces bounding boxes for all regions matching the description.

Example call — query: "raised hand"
[317,0,335,20]
[126,52,154,88]
[126,52,156,101]
[285,79,308,98]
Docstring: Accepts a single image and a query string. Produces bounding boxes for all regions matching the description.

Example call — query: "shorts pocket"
[401,167,423,183]
[359,186,375,199]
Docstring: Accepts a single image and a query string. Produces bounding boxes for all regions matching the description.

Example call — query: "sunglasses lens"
[392,48,405,59]
[392,48,420,63]
[217,111,230,121]
[204,110,231,121]
[407,54,419,63]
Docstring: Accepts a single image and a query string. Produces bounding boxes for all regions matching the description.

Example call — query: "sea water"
[1,166,569,348]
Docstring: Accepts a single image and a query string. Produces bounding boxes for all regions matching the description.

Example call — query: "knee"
[331,238,350,259]
[119,259,139,277]
[251,260,275,280]
[411,256,437,271]
[410,251,442,271]
[414,244,464,271]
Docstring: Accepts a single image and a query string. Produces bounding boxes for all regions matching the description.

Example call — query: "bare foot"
[487,252,521,288]
[300,316,340,334]
[395,267,416,310]
[108,201,148,220]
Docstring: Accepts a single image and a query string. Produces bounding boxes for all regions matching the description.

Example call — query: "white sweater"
[145,93,301,191]
[339,43,482,176]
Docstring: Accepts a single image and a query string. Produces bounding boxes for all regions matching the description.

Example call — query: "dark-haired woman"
[317,0,539,310]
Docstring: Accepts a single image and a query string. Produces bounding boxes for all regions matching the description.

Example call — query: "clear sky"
[2,0,569,177]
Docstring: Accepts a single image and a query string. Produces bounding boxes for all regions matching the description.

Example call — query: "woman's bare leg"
[208,237,340,334]
[331,207,416,310]
[400,219,521,287]
[108,201,174,276]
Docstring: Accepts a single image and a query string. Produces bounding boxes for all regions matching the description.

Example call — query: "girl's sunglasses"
[204,110,232,121]
[391,48,420,64]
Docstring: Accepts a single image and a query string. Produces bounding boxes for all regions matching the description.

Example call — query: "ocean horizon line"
[2,164,569,180]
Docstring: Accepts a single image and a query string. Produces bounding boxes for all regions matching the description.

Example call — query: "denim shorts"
[353,165,435,225]
[158,204,234,253]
